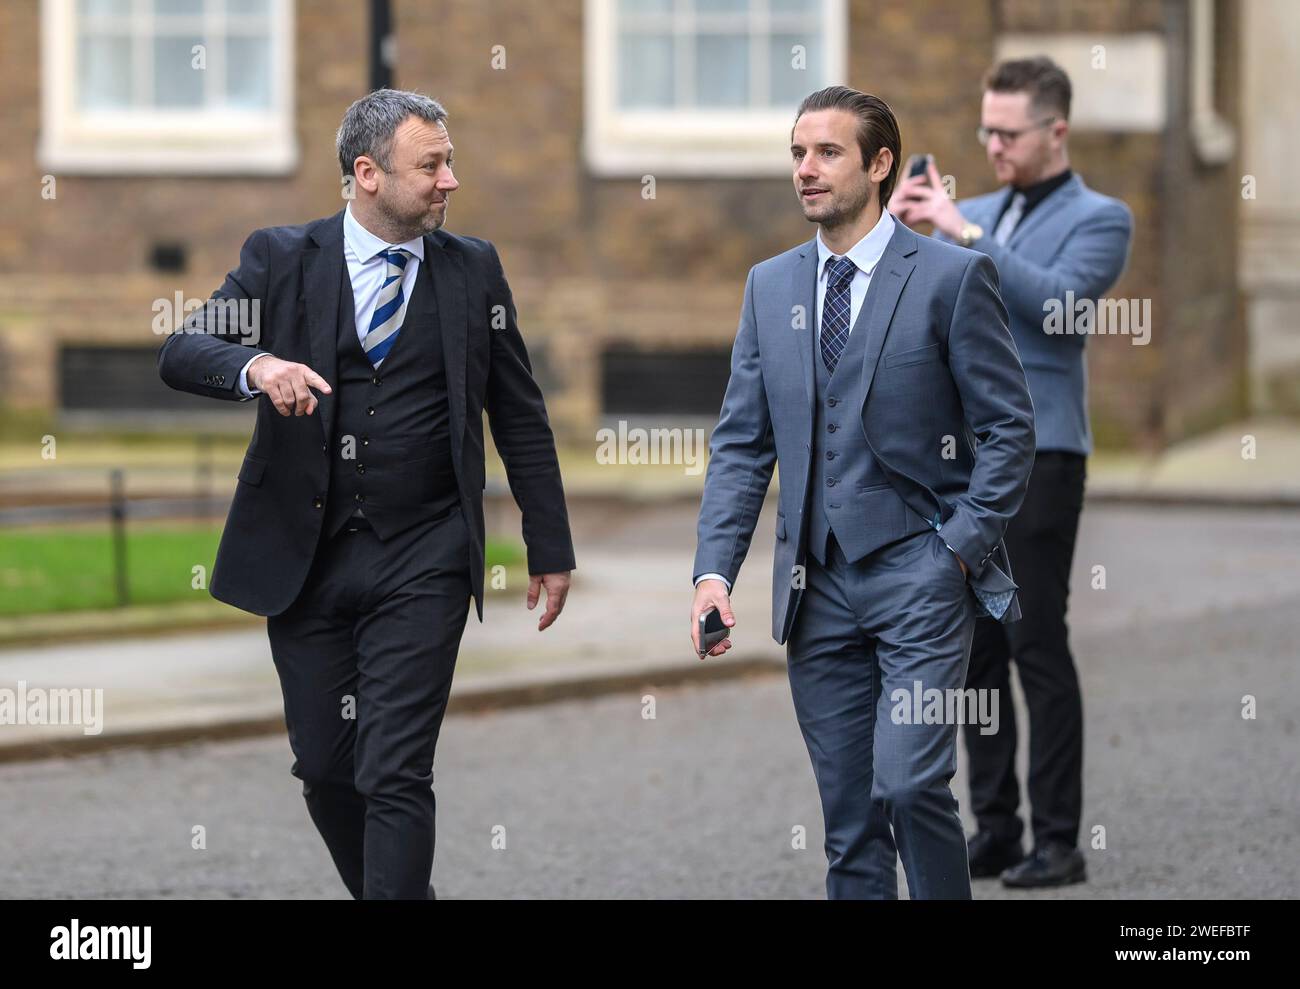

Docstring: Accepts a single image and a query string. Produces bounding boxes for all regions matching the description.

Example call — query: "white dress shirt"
[237,202,428,397]
[695,210,896,592]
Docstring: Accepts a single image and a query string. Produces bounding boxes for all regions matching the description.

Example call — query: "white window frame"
[39,0,298,175]
[584,0,848,177]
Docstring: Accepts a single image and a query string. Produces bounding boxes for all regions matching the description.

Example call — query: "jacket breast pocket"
[883,343,940,369]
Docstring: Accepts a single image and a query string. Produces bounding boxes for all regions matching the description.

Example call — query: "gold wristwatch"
[957,221,983,247]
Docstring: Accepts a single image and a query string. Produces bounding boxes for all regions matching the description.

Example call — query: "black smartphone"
[906,152,931,183]
[698,607,731,655]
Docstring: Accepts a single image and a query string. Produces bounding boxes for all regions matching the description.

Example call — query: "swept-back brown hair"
[794,86,902,205]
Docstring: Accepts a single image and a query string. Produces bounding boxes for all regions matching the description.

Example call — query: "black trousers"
[266,505,472,899]
[963,451,1086,850]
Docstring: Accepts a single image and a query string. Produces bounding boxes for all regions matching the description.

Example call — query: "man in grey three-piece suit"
[691,87,1035,899]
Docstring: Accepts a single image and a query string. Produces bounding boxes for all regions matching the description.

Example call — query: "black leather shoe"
[967,830,1025,878]
[1000,843,1086,888]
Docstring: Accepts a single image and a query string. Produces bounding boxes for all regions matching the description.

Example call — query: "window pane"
[694,0,749,12]
[619,0,673,13]
[618,33,675,108]
[770,0,818,13]
[226,35,272,108]
[77,34,133,108]
[153,0,204,15]
[226,0,270,14]
[79,0,132,16]
[153,35,206,106]
[696,34,749,107]
[770,33,820,104]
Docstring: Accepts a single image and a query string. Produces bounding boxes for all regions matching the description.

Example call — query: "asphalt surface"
[1,503,1297,898]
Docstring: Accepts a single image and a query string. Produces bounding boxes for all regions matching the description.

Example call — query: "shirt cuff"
[238,352,273,398]
[694,572,731,592]
[931,519,968,574]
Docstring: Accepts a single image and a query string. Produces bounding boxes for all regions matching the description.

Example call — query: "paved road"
[1,503,1297,897]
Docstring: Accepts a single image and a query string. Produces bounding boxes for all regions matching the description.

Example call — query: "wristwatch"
[957,221,983,247]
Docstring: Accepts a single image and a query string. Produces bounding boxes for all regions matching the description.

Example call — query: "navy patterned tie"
[820,254,858,375]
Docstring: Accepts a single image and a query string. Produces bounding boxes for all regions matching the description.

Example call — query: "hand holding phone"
[890,153,950,230]
[698,607,732,656]
[905,153,932,184]
[691,579,735,658]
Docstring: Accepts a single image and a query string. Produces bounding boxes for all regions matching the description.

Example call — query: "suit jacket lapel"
[303,210,345,447]
[425,231,468,463]
[791,238,819,416]
[1007,172,1083,247]
[858,222,917,406]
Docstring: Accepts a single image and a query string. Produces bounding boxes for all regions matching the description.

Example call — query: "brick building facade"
[0,0,1248,450]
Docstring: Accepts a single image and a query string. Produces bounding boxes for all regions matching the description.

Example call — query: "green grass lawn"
[0,524,525,617]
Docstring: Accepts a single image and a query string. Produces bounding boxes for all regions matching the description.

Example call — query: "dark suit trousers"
[963,451,1087,849]
[266,505,472,899]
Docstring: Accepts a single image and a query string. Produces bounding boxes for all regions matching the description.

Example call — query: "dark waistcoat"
[324,255,458,540]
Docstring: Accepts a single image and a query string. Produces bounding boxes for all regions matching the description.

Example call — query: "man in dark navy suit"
[158,89,575,899]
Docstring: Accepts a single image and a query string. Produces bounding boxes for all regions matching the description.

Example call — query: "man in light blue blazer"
[891,56,1133,888]
[691,87,1035,899]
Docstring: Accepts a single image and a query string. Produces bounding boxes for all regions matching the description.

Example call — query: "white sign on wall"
[993,33,1166,132]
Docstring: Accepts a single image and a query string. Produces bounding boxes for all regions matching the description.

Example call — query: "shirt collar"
[344,202,427,264]
[815,208,895,281]
[1009,167,1073,212]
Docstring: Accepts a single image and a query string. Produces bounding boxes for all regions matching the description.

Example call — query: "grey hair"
[336,88,448,178]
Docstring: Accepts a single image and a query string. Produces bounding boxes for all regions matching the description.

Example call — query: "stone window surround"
[38,0,298,176]
[584,0,849,178]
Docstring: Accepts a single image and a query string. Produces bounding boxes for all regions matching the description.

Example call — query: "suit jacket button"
[355,493,364,503]
[366,407,375,415]
[312,497,323,509]
[827,423,837,432]
[827,397,838,407]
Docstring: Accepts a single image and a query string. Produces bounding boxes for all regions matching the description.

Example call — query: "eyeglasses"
[976,117,1057,147]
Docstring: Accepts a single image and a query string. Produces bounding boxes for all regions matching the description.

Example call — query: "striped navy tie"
[363,247,413,367]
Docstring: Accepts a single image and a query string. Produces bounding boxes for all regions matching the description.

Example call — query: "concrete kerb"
[0,653,785,765]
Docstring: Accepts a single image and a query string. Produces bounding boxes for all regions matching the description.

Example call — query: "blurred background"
[0,0,1296,899]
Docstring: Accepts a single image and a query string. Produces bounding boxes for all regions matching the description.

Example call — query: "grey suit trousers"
[786,526,976,899]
